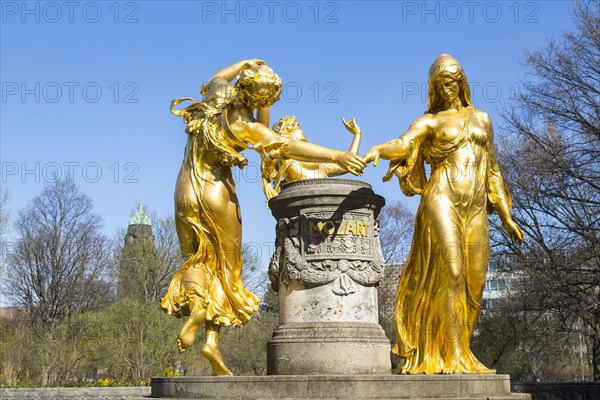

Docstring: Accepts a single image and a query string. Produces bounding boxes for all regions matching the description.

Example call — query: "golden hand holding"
[362,145,382,167]
[335,151,366,176]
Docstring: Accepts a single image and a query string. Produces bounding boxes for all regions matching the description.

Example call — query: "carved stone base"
[267,179,389,375]
[267,322,391,375]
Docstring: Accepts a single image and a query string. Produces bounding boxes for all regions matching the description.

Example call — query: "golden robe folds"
[161,87,262,327]
[388,108,512,373]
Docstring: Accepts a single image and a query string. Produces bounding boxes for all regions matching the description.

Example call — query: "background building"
[117,202,155,301]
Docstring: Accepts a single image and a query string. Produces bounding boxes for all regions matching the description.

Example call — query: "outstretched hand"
[362,146,381,166]
[335,151,366,176]
[342,117,361,135]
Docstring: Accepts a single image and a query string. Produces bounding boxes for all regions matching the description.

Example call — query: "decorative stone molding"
[267,179,390,375]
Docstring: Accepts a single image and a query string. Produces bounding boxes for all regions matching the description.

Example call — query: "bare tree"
[6,179,111,333]
[241,242,268,296]
[0,187,8,238]
[151,217,184,302]
[496,0,600,381]
[378,200,415,264]
[0,188,9,295]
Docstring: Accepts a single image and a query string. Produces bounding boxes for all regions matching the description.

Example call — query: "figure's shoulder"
[471,107,492,126]
[412,113,436,130]
[202,76,236,105]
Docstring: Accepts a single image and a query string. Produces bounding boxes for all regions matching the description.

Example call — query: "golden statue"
[161,59,366,375]
[261,115,362,201]
[363,54,524,374]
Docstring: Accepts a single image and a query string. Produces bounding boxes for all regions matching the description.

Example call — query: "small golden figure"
[161,59,365,375]
[261,116,362,201]
[363,54,524,374]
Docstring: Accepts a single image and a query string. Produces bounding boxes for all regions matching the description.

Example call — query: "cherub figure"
[261,116,362,201]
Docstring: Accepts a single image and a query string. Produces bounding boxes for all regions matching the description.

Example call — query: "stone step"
[152,374,530,399]
[145,397,530,400]
[0,386,149,399]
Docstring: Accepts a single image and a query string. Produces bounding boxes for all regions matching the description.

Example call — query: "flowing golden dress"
[161,86,262,327]
[386,107,511,373]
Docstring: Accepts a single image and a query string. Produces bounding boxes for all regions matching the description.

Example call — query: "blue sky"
[1,1,577,266]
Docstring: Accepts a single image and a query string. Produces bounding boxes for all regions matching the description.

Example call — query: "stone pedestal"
[151,374,530,399]
[266,179,390,375]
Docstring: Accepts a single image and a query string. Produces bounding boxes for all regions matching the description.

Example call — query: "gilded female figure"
[364,54,523,374]
[162,59,365,375]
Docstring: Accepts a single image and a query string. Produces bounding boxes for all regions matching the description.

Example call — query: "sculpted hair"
[235,64,282,109]
[272,116,301,137]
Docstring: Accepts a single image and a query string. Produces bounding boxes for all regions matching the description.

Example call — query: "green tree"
[87,299,181,383]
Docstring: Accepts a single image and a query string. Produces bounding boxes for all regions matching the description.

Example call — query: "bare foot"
[177,310,205,353]
[472,358,496,374]
[177,338,186,353]
[177,325,199,352]
[441,356,496,374]
[201,343,233,376]
[441,359,463,374]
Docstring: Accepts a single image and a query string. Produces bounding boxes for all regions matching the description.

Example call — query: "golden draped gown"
[160,84,263,327]
[386,106,511,373]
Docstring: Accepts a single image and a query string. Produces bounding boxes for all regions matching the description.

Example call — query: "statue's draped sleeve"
[480,112,513,217]
[383,138,427,197]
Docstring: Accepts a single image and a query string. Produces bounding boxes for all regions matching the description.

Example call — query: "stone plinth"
[150,374,531,399]
[267,179,390,375]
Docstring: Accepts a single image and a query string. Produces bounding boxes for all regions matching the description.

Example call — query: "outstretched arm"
[363,115,431,166]
[233,116,366,175]
[321,117,363,177]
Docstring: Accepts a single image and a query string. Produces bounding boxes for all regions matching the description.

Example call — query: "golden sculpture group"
[161,55,524,375]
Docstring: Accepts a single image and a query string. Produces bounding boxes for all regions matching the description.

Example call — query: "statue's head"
[427,54,472,113]
[272,116,307,141]
[235,64,282,109]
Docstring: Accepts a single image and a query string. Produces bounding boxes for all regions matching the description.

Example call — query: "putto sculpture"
[363,54,524,374]
[261,116,363,202]
[160,59,365,375]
